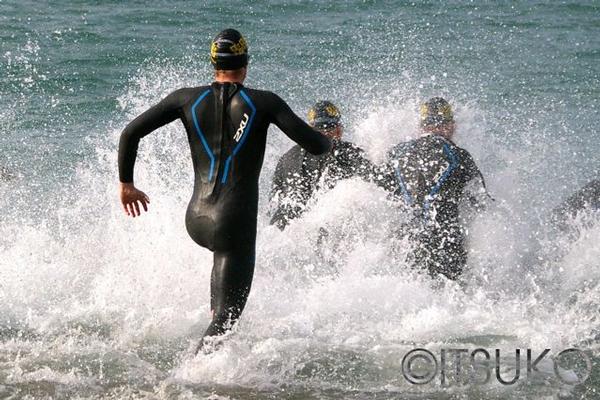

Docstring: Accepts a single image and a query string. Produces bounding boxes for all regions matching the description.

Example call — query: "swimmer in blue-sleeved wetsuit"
[382,97,491,280]
[117,29,331,352]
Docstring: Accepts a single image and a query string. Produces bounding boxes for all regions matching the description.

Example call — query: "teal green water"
[1,1,599,214]
[1,1,599,399]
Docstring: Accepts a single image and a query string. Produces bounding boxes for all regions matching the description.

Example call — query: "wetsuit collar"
[421,132,455,145]
[211,81,242,99]
[212,81,243,87]
[213,80,244,85]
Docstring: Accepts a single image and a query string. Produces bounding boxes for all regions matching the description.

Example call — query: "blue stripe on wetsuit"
[191,89,216,181]
[393,141,459,221]
[394,166,414,206]
[422,142,458,219]
[221,89,256,184]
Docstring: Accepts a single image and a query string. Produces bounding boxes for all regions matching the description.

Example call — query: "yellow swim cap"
[420,97,454,127]
[210,29,248,70]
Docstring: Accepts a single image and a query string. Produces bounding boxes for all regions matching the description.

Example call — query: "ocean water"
[1,1,599,399]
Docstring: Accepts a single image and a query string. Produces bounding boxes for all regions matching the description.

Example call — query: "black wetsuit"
[269,140,378,229]
[385,134,486,280]
[118,82,331,343]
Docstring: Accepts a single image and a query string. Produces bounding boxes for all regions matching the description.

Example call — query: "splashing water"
[1,2,599,399]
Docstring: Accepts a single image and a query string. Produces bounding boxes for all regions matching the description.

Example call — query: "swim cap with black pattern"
[308,100,341,130]
[210,29,248,70]
[420,97,454,127]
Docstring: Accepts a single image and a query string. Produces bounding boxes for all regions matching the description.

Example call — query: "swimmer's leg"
[196,247,255,353]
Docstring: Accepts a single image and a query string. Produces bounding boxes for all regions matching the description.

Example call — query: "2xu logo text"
[234,113,249,142]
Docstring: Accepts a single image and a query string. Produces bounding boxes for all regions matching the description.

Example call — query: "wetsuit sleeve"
[267,93,332,155]
[268,155,292,230]
[462,151,490,212]
[118,89,186,182]
[375,146,403,195]
[348,146,371,179]
[268,148,302,230]
[351,146,390,189]
[550,179,600,226]
[270,153,289,202]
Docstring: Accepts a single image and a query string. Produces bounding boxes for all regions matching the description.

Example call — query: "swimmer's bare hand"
[119,182,150,218]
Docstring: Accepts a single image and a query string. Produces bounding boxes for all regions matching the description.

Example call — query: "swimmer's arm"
[268,156,287,216]
[373,148,403,195]
[268,93,332,155]
[352,147,390,190]
[268,150,297,228]
[270,151,289,195]
[463,153,492,212]
[270,162,288,205]
[118,90,184,182]
[118,89,186,217]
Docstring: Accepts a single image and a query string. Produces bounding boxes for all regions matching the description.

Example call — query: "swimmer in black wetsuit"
[118,29,331,352]
[551,179,600,227]
[383,97,490,280]
[269,101,379,229]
